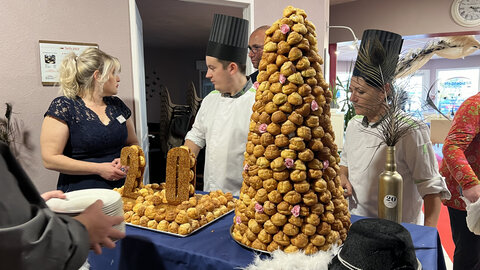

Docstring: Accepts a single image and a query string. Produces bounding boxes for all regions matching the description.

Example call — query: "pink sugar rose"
[291,205,300,217]
[253,81,260,90]
[323,160,329,171]
[255,203,264,213]
[280,24,290,34]
[235,216,242,224]
[243,163,250,172]
[285,158,294,169]
[311,100,319,111]
[259,123,268,134]
[279,74,286,84]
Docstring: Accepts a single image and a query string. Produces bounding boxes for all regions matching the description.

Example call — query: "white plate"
[113,221,126,233]
[46,188,121,214]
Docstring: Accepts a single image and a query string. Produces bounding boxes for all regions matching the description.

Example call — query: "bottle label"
[383,195,398,208]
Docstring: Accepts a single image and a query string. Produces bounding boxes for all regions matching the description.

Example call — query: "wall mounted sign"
[438,76,474,115]
[39,40,98,86]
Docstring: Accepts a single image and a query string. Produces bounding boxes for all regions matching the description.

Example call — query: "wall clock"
[451,0,480,27]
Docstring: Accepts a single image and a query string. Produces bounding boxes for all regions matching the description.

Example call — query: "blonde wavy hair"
[59,47,121,99]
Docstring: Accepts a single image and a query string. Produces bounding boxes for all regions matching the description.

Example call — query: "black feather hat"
[353,29,403,88]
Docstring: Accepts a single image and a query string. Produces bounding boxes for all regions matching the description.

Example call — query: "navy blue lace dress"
[45,96,131,192]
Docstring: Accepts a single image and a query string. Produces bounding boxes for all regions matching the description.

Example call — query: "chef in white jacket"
[184,14,255,195]
[339,29,450,226]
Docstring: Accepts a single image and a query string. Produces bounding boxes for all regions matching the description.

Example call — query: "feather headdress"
[352,30,421,147]
[425,81,451,120]
[396,35,480,79]
[353,30,403,88]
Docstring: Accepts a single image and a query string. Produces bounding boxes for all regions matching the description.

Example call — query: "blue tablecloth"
[89,213,446,270]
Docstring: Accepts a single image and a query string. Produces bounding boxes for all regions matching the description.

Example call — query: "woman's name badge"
[116,115,126,124]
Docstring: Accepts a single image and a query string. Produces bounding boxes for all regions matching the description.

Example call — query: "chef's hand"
[341,177,353,197]
[41,190,67,201]
[463,184,480,204]
[74,200,125,254]
[339,165,353,197]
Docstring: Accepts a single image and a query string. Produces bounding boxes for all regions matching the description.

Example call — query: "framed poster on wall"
[39,40,98,86]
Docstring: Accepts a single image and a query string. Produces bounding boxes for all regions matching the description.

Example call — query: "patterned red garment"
[440,93,480,211]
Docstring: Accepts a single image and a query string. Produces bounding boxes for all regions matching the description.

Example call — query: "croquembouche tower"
[232,6,351,254]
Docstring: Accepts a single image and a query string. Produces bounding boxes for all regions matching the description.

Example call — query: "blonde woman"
[41,48,138,192]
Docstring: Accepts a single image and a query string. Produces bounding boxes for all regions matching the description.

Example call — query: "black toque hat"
[352,29,403,88]
[329,218,421,270]
[206,14,249,64]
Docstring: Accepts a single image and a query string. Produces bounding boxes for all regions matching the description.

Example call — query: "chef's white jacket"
[185,86,255,196]
[340,115,450,225]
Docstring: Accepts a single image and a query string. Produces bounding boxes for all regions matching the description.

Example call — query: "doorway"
[132,0,252,184]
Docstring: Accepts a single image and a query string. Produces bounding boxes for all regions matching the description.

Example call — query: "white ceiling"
[136,0,358,49]
[136,0,242,49]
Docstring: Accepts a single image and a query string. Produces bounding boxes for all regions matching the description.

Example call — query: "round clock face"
[451,0,480,27]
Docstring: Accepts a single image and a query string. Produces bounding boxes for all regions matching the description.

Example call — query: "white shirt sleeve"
[401,125,451,200]
[339,140,348,167]
[184,95,209,149]
[339,119,353,167]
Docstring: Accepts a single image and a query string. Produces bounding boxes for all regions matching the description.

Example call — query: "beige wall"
[330,0,479,43]
[0,0,135,193]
